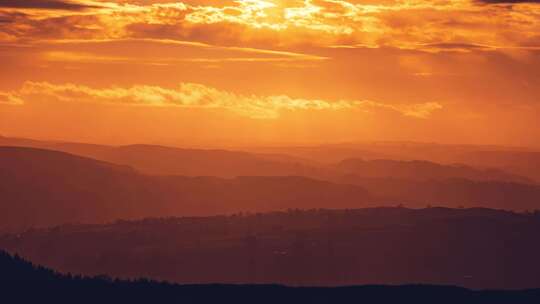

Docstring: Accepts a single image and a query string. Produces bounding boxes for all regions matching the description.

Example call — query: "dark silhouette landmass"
[335,158,531,183]
[3,146,540,232]
[256,142,540,182]
[253,141,532,164]
[3,208,540,289]
[340,176,540,211]
[1,251,540,304]
[0,135,329,178]
[0,147,372,232]
[1,135,535,183]
[1,139,540,295]
[459,151,540,183]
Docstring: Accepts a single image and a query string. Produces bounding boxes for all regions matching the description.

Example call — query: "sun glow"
[0,0,539,146]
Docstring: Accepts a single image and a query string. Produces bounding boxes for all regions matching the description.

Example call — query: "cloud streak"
[0,0,538,52]
[36,38,329,64]
[0,91,23,105]
[478,0,540,3]
[5,81,442,119]
[0,0,101,10]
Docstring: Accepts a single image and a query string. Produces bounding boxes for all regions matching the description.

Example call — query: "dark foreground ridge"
[4,207,540,289]
[1,251,539,304]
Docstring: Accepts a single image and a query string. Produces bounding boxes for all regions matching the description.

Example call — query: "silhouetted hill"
[3,208,539,290]
[0,147,184,232]
[340,176,540,210]
[1,251,539,304]
[4,135,537,185]
[335,158,531,183]
[0,147,373,232]
[254,145,395,163]
[0,251,59,281]
[2,147,540,233]
[459,151,540,182]
[100,144,335,177]
[255,143,540,181]
[0,136,330,178]
[254,142,531,164]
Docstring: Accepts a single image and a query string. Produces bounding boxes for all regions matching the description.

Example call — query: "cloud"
[0,0,101,10]
[397,102,444,119]
[13,81,442,119]
[477,0,540,3]
[1,0,539,52]
[0,91,24,105]
[36,38,329,64]
[417,43,494,53]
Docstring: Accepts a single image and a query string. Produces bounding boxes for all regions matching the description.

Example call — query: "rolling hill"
[0,147,373,232]
[459,151,540,183]
[0,135,329,178]
[2,135,535,183]
[2,251,539,304]
[340,176,540,211]
[255,142,540,182]
[335,158,531,183]
[2,208,540,289]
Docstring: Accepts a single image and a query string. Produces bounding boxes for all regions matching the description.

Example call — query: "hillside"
[3,146,540,233]
[335,158,531,183]
[2,136,535,183]
[253,142,530,164]
[2,251,539,304]
[3,208,540,289]
[340,176,540,211]
[459,151,540,182]
[255,142,540,182]
[0,147,373,232]
[0,136,329,178]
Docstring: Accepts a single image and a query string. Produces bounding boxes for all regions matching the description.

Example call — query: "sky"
[0,0,539,147]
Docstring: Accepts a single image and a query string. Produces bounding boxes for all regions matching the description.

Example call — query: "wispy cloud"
[477,0,540,3]
[0,91,24,105]
[5,81,442,119]
[37,38,329,64]
[0,0,102,10]
[1,0,538,51]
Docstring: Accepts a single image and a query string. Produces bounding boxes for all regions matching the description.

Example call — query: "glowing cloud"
[0,0,538,50]
[12,81,442,119]
[0,92,23,105]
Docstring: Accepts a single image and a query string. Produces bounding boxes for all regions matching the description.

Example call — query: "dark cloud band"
[478,0,540,3]
[0,0,100,10]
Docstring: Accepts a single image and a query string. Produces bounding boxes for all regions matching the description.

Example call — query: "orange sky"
[0,0,539,147]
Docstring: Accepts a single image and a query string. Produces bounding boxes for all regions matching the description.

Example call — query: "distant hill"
[2,208,540,290]
[253,142,532,164]
[93,144,334,178]
[335,158,531,183]
[0,147,372,232]
[0,135,330,178]
[340,176,540,211]
[2,146,540,232]
[2,135,536,185]
[252,145,395,163]
[255,142,540,182]
[459,151,540,183]
[0,147,164,231]
[2,251,539,303]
